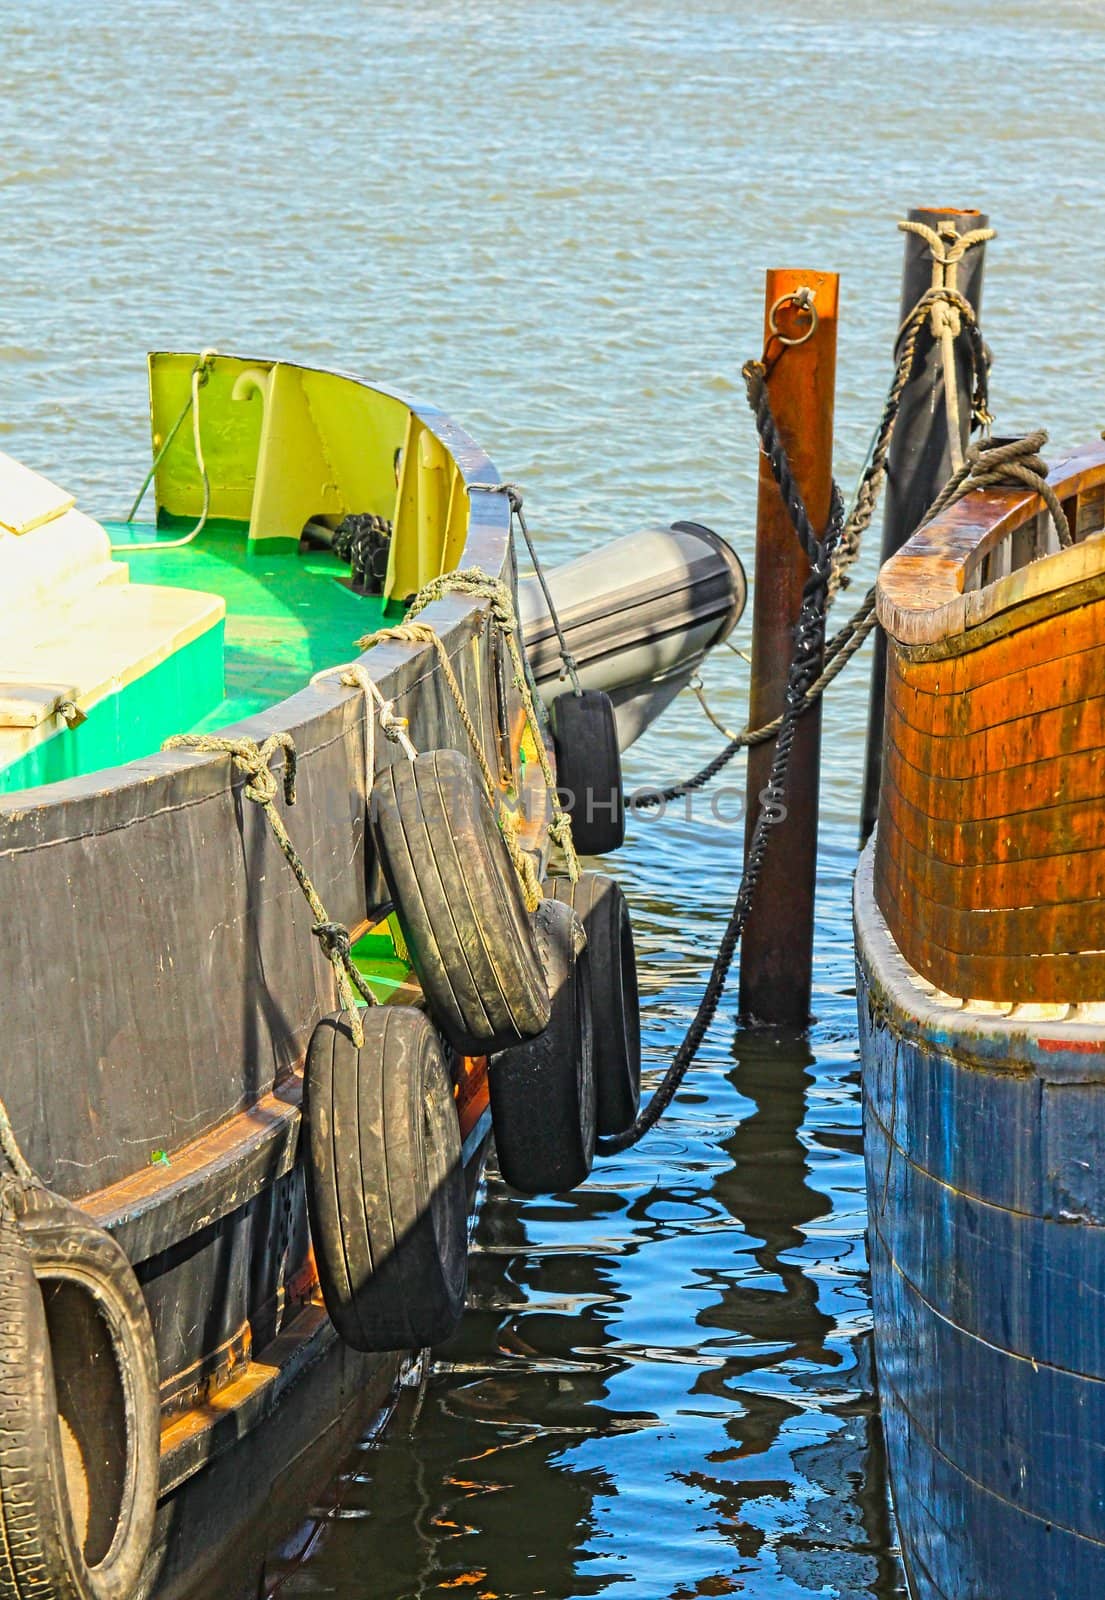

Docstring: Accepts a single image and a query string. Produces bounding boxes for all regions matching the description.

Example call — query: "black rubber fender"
[304,1008,468,1352]
[0,1179,160,1600]
[547,872,641,1136]
[550,690,625,855]
[490,898,596,1194]
[371,748,550,1055]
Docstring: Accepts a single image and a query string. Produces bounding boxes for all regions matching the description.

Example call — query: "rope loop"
[922,429,1070,548]
[311,661,417,763]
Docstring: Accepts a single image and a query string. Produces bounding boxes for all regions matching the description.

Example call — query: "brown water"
[4,3,1103,1595]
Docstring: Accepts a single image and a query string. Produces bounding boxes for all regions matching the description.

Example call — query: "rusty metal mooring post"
[738,269,839,1029]
[859,206,989,842]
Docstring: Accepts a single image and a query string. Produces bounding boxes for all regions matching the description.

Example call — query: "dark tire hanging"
[550,689,625,855]
[490,898,596,1194]
[547,872,641,1136]
[372,748,550,1055]
[0,1181,160,1600]
[304,1007,468,1352]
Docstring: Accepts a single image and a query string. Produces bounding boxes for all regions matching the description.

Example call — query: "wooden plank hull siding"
[854,854,1105,1600]
[873,437,1105,1002]
[0,365,522,1590]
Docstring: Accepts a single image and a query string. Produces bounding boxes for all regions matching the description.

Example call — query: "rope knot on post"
[923,429,1070,548]
[896,218,995,472]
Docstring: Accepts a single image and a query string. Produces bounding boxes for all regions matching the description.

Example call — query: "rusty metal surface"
[739,268,838,1026]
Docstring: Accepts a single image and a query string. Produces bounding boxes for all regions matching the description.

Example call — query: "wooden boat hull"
[857,439,1105,1599]
[856,849,1105,1599]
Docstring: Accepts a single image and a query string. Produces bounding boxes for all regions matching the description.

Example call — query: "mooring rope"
[161,731,377,1045]
[468,481,584,696]
[827,277,989,603]
[649,228,992,804]
[920,429,1071,548]
[116,349,217,553]
[897,219,995,474]
[639,587,880,808]
[359,569,582,888]
[599,348,845,1155]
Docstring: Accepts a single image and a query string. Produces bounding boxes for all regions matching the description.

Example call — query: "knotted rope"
[921,429,1070,548]
[162,732,376,1045]
[828,241,991,602]
[358,569,581,894]
[310,660,419,779]
[897,218,995,474]
[653,222,993,797]
[636,353,872,809]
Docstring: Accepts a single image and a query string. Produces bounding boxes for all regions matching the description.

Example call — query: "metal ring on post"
[768,289,818,347]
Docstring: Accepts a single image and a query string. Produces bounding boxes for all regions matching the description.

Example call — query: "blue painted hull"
[854,846,1105,1600]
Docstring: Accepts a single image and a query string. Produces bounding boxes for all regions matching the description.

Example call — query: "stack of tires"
[304,739,640,1356]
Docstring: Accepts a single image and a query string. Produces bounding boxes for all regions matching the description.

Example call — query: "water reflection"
[247,1011,904,1600]
[672,1033,903,1598]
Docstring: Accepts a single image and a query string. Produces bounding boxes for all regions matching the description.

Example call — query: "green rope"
[162,731,376,1046]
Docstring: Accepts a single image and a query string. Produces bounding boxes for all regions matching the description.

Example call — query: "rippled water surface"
[4,3,1104,1596]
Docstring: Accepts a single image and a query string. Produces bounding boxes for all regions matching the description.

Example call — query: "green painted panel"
[351,922,417,1001]
[107,518,401,731]
[0,621,225,795]
[4,518,403,795]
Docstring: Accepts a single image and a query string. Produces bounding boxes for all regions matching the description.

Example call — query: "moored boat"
[855,438,1105,1598]
[0,350,742,1599]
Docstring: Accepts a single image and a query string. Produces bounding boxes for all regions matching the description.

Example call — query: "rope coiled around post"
[897,219,995,475]
[646,232,992,804]
[599,369,845,1154]
[921,429,1071,547]
[161,732,377,1046]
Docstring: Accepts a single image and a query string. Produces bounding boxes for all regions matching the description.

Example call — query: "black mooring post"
[859,207,989,844]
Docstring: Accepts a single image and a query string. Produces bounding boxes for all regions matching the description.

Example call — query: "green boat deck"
[0,519,403,797]
[110,517,401,732]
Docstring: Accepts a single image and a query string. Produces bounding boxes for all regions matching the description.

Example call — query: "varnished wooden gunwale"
[874,438,1105,1002]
